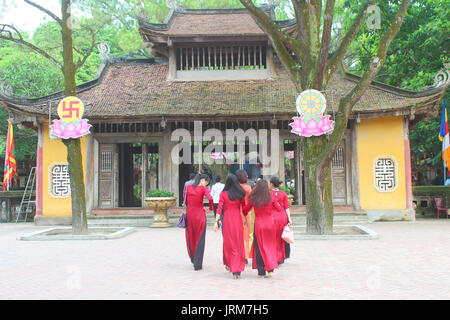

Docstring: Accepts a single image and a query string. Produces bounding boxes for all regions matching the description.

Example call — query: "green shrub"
[278,186,291,195]
[146,189,175,198]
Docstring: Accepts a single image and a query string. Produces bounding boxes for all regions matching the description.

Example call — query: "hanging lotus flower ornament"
[289,89,334,137]
[50,96,92,139]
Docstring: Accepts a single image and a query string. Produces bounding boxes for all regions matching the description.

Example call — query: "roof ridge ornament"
[98,41,111,63]
[0,78,13,98]
[425,63,450,89]
[166,0,181,10]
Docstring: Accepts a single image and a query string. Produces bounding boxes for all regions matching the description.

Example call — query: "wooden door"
[98,143,115,208]
[332,144,347,205]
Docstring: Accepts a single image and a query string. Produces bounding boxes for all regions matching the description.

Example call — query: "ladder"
[16,167,36,223]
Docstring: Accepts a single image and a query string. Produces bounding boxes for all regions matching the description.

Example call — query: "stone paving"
[0,219,449,300]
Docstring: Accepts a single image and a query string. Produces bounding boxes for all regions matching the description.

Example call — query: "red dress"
[185,184,213,270]
[216,191,247,273]
[270,189,290,263]
[244,196,281,274]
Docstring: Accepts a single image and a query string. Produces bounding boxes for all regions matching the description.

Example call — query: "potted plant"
[144,189,177,228]
[279,186,295,206]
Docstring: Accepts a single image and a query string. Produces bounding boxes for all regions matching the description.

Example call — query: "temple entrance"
[118,143,142,207]
[98,142,159,209]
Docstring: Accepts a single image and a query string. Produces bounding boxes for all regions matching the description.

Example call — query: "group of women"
[184,170,293,279]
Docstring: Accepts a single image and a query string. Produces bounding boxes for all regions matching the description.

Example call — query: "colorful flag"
[3,122,16,191]
[439,98,450,169]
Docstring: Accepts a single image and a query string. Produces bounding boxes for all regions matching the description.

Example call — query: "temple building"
[1,7,448,225]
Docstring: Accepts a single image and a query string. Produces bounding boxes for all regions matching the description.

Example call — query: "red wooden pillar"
[404,117,413,210]
[35,124,44,216]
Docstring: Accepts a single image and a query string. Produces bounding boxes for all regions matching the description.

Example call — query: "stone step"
[87,212,369,227]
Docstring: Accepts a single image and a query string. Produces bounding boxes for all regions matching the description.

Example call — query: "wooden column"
[35,123,44,215]
[404,117,414,214]
[85,134,95,215]
[168,45,177,80]
[351,122,361,210]
[295,139,303,205]
[141,143,148,208]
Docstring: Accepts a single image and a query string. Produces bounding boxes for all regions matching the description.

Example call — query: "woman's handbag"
[178,186,188,228]
[282,225,294,244]
[177,212,187,228]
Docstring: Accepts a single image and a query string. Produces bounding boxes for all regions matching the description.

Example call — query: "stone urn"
[144,197,177,228]
[287,195,295,206]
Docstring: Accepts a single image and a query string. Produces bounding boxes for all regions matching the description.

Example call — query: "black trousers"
[253,234,274,276]
[187,225,206,271]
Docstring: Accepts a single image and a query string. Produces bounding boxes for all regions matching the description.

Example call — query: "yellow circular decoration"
[296,89,327,117]
[57,96,85,123]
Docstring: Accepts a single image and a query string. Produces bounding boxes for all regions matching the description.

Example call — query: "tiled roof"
[144,13,265,37]
[138,7,279,38]
[1,59,446,121]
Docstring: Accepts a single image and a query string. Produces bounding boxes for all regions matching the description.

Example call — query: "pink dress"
[270,189,290,263]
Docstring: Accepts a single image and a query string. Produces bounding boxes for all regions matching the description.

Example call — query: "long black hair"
[192,173,210,187]
[235,169,248,184]
[223,174,246,201]
[248,179,271,207]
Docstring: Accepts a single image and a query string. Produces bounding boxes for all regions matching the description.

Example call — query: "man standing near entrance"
[183,173,196,206]
[211,175,225,219]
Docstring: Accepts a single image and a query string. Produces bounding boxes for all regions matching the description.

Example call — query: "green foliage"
[133,184,142,200]
[146,189,175,197]
[336,0,449,172]
[278,185,291,195]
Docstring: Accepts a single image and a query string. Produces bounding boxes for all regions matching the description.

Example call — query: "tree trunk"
[64,139,88,234]
[61,0,87,235]
[304,136,334,234]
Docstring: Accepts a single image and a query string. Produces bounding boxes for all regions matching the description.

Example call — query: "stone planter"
[288,195,294,206]
[144,197,177,228]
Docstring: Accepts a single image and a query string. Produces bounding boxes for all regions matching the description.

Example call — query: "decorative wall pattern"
[49,163,71,198]
[373,156,398,192]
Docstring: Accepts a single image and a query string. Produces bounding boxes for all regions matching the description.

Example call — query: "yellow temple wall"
[357,116,407,211]
[42,124,87,217]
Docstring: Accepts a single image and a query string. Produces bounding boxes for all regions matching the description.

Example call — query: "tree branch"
[23,0,62,25]
[318,0,412,170]
[240,0,305,90]
[0,24,62,70]
[326,0,376,84]
[316,0,335,89]
[74,25,97,71]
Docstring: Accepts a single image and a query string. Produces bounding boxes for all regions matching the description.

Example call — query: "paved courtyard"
[0,219,449,300]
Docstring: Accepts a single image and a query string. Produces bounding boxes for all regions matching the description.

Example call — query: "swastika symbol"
[61,101,81,119]
[57,97,85,123]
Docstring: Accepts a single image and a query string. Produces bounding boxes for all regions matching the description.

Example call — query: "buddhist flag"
[3,122,16,191]
[439,98,450,169]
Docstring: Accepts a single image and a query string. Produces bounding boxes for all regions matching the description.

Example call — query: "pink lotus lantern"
[285,151,294,159]
[289,89,334,137]
[51,118,92,139]
[210,152,226,160]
